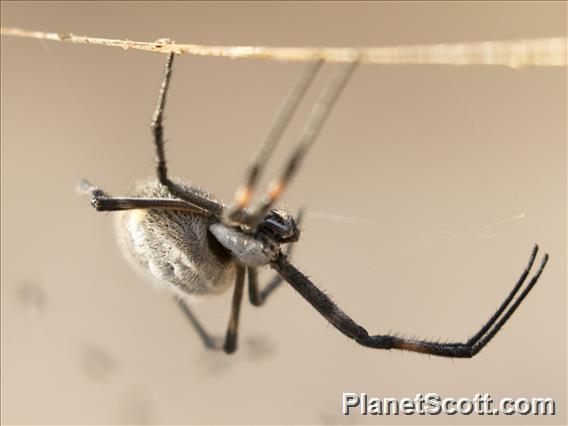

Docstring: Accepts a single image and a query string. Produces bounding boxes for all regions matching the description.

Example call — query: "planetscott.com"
[342,393,556,416]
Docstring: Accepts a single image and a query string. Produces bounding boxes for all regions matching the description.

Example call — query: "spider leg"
[150,52,223,216]
[78,180,211,215]
[243,60,359,228]
[248,268,282,307]
[248,209,304,306]
[464,244,539,347]
[433,245,541,350]
[176,299,223,350]
[226,61,323,224]
[223,265,246,353]
[270,246,548,358]
[176,265,246,354]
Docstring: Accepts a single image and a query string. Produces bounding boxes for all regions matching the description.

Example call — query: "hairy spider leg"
[464,244,539,347]
[78,180,211,215]
[271,245,548,358]
[244,60,359,228]
[151,52,223,216]
[226,61,323,224]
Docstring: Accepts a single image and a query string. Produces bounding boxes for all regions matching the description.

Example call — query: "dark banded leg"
[244,60,359,228]
[248,209,304,306]
[78,180,210,215]
[176,265,246,354]
[226,61,323,224]
[151,52,223,216]
[270,246,548,358]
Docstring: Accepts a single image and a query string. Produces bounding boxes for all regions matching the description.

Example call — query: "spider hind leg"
[176,265,246,354]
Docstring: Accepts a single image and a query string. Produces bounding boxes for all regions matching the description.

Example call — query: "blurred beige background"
[1,1,566,425]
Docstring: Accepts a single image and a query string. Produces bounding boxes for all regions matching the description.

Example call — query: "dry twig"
[1,27,566,68]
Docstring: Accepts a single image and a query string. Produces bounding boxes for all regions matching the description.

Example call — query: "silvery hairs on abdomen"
[114,179,236,298]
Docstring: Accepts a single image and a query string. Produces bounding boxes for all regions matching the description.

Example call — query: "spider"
[79,52,549,357]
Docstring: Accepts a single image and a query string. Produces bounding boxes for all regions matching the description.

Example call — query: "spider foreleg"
[226,61,323,225]
[245,61,359,227]
[271,246,548,358]
[465,244,539,347]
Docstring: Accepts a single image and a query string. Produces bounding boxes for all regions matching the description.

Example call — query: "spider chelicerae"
[79,52,549,357]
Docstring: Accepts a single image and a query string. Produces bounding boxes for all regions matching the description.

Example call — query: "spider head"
[256,209,300,244]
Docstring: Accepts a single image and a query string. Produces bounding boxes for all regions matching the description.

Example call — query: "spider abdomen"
[114,179,236,297]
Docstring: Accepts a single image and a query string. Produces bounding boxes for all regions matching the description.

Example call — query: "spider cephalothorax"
[210,209,300,267]
[80,51,548,356]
